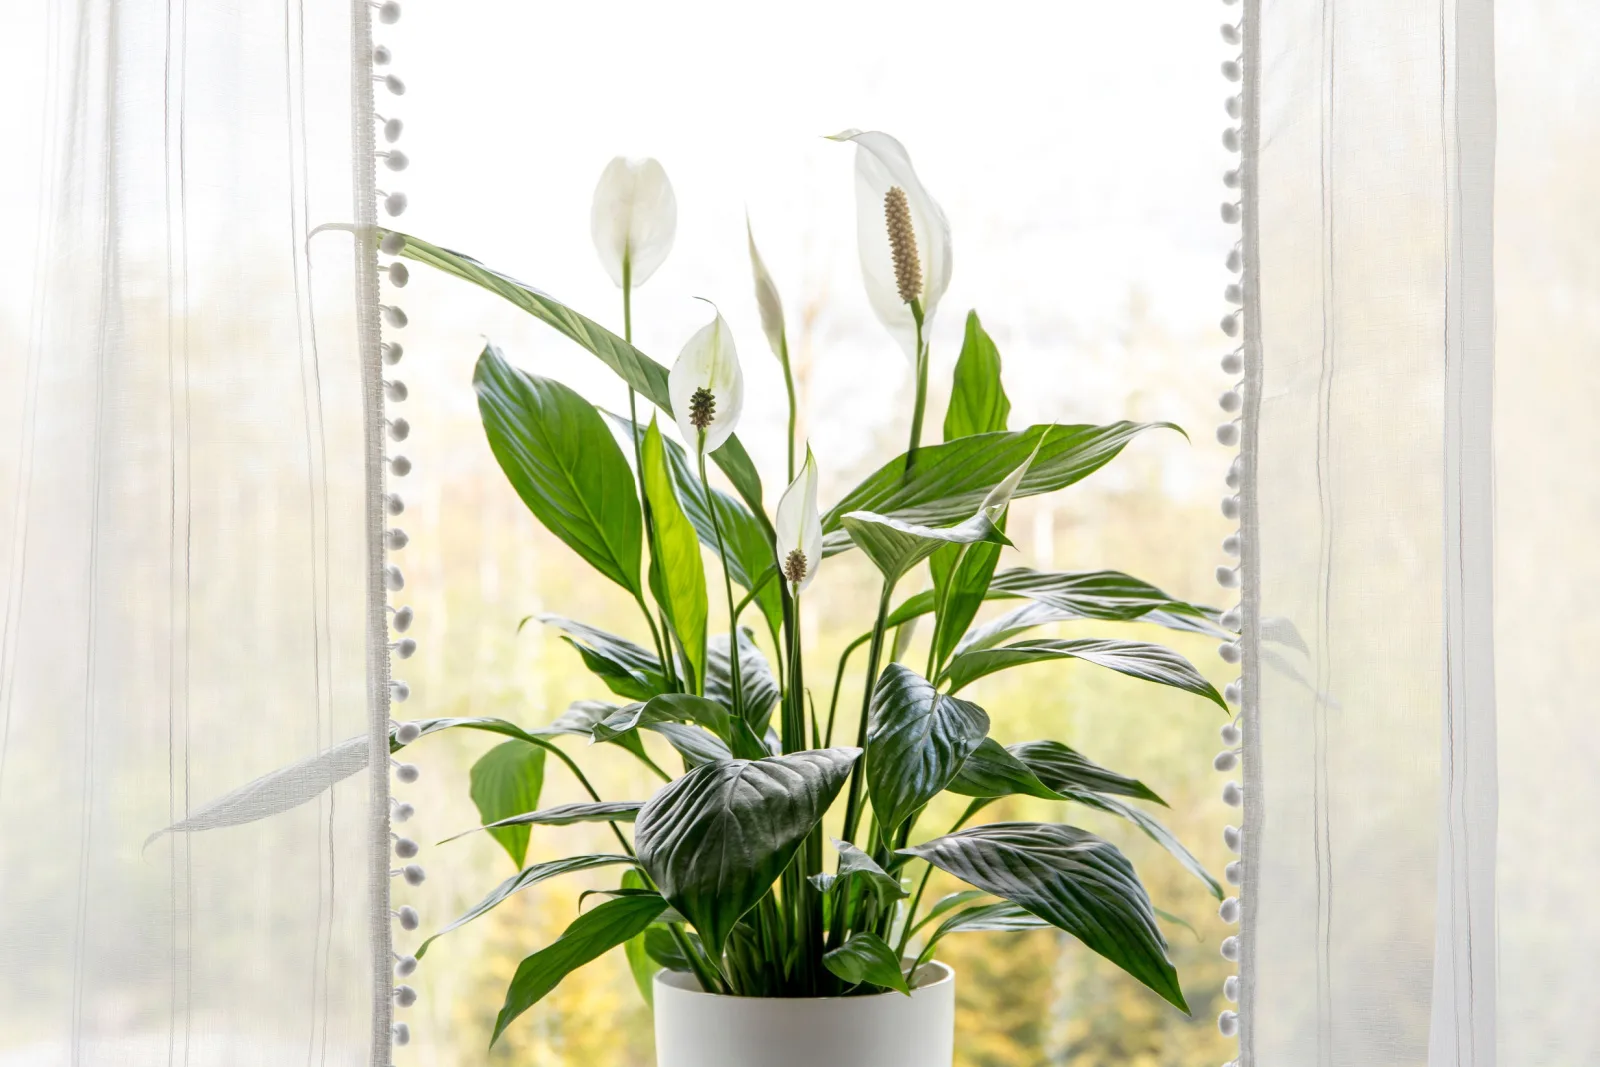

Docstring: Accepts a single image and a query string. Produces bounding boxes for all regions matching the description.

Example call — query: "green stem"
[924,543,969,681]
[698,441,744,721]
[779,333,797,484]
[527,736,635,859]
[839,582,895,846]
[825,632,869,749]
[895,802,983,960]
[668,923,728,995]
[904,299,927,475]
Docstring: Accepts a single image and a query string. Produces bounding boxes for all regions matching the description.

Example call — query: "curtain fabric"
[0,1,390,1064]
[1241,1,1599,1065]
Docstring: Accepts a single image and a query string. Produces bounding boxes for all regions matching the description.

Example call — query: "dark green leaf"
[945,737,1065,802]
[987,568,1212,622]
[841,510,1010,586]
[822,932,910,995]
[441,801,642,844]
[900,822,1187,1012]
[927,900,1049,941]
[705,630,781,734]
[491,893,667,1045]
[539,616,667,703]
[643,925,698,972]
[593,694,733,747]
[942,638,1225,709]
[1062,791,1223,901]
[634,748,861,954]
[474,344,642,594]
[415,853,635,958]
[532,699,656,766]
[642,418,708,694]
[811,838,907,907]
[821,422,1178,556]
[943,311,1010,441]
[645,722,732,769]
[1008,740,1166,806]
[909,889,993,936]
[929,538,1004,674]
[866,664,991,836]
[470,741,546,867]
[389,231,768,529]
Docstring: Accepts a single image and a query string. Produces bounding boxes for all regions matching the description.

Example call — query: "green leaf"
[945,737,1066,802]
[634,748,861,955]
[610,413,783,647]
[641,417,708,694]
[811,838,907,907]
[441,800,642,844]
[821,422,1178,556]
[473,344,642,594]
[1061,790,1224,901]
[942,637,1225,709]
[1008,740,1166,806]
[414,853,635,959]
[928,537,1004,675]
[538,616,667,703]
[705,630,781,734]
[900,822,1187,1013]
[621,869,657,1007]
[645,722,733,769]
[388,231,768,529]
[943,311,1011,441]
[841,510,1010,587]
[866,664,991,837]
[592,694,734,747]
[909,889,993,936]
[822,932,910,995]
[491,893,668,1045]
[469,741,546,868]
[927,900,1050,941]
[535,699,656,767]
[987,568,1212,622]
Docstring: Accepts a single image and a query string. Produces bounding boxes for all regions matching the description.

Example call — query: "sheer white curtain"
[0,1,392,1064]
[1239,1,1600,1064]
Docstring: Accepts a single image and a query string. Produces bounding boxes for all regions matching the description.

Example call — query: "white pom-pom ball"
[386,492,405,515]
[1219,389,1242,413]
[1222,781,1243,806]
[1225,95,1242,118]
[401,863,425,886]
[1222,128,1241,152]
[382,150,409,172]
[1226,861,1243,885]
[1224,825,1243,852]
[1216,422,1240,446]
[1222,532,1241,555]
[393,637,417,659]
[393,1022,410,1046]
[1224,681,1243,705]
[385,380,408,402]
[384,118,404,143]
[1220,936,1240,961]
[388,417,410,442]
[395,954,418,977]
[378,1,401,24]
[382,341,404,364]
[1218,1010,1239,1037]
[383,74,406,96]
[1221,24,1241,44]
[1223,167,1241,188]
[1220,606,1242,631]
[1221,721,1242,745]
[394,801,415,822]
[1221,495,1240,519]
[1222,60,1242,81]
[1216,566,1240,589]
[1225,248,1243,273]
[384,191,408,216]
[1224,283,1243,304]
[380,232,405,255]
[382,306,407,330]
[1219,897,1240,924]
[394,836,418,859]
[388,455,411,477]
[1224,975,1240,1001]
[391,679,410,702]
[1221,202,1241,224]
[395,762,420,784]
[397,905,419,930]
[373,44,392,65]
[385,565,405,592]
[1218,640,1242,664]
[395,984,418,1007]
[386,528,409,550]
[1214,749,1240,772]
[1220,311,1240,336]
[386,262,409,287]
[394,605,414,631]
[395,720,420,744]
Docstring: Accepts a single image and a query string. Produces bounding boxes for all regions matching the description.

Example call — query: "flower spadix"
[668,308,744,454]
[828,129,952,358]
[776,447,823,592]
[590,156,677,289]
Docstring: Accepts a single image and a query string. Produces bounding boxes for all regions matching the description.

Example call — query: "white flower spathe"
[668,310,744,455]
[829,129,952,359]
[775,447,823,592]
[590,156,677,289]
[746,216,787,363]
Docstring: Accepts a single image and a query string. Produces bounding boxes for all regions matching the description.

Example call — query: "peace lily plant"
[382,133,1229,1049]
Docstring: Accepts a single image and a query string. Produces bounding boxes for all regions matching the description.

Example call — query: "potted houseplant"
[390,131,1228,1064]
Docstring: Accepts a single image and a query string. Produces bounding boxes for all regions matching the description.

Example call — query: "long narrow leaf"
[942,637,1225,709]
[415,854,636,958]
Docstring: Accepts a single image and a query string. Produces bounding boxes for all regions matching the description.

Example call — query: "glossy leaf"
[705,630,781,733]
[469,741,546,868]
[942,637,1225,709]
[900,822,1186,1012]
[945,737,1065,802]
[821,422,1178,556]
[822,932,910,995]
[441,800,642,844]
[811,838,907,907]
[1063,790,1223,901]
[634,748,860,954]
[474,344,642,594]
[1009,739,1166,806]
[534,699,655,766]
[620,869,658,1006]
[491,893,668,1045]
[928,536,1003,675]
[988,568,1211,622]
[866,664,990,836]
[841,510,1010,587]
[910,889,992,935]
[643,924,698,972]
[539,616,668,703]
[943,311,1010,441]
[388,230,769,528]
[641,417,708,694]
[415,853,635,959]
[645,722,732,769]
[592,694,733,747]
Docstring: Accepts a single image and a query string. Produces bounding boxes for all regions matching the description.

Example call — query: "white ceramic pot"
[653,963,954,1067]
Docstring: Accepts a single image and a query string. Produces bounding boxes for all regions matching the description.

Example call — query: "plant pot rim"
[654,960,952,1002]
